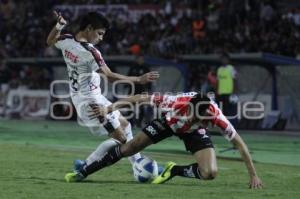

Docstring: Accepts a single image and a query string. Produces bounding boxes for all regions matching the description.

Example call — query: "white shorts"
[71,93,121,136]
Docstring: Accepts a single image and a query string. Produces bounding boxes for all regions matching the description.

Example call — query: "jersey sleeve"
[150,94,176,110]
[150,92,195,113]
[88,47,107,71]
[230,65,237,78]
[208,103,237,141]
[54,34,73,49]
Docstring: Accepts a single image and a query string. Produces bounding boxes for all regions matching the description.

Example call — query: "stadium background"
[0,0,300,199]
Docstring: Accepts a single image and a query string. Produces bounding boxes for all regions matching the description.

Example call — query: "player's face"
[88,28,106,45]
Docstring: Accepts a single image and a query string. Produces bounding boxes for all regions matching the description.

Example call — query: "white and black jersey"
[55,34,106,96]
[54,34,121,136]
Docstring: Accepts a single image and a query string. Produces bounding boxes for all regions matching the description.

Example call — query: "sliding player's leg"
[84,126,125,166]
[81,113,141,170]
[65,131,153,182]
[119,115,142,164]
[152,129,217,184]
[66,118,173,182]
[70,97,127,176]
[81,95,140,167]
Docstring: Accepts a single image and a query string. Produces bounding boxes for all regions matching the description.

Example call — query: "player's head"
[78,12,110,45]
[220,53,230,65]
[190,93,211,119]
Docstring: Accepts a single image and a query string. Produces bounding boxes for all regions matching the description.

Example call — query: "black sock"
[80,145,123,177]
[171,163,202,179]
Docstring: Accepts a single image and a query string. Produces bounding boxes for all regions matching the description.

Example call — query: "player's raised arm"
[99,65,159,84]
[46,11,67,46]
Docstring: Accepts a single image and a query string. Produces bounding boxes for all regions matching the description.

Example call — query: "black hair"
[79,12,110,31]
[220,52,230,60]
[190,93,211,116]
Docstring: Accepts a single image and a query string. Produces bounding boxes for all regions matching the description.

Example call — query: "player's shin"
[80,145,123,177]
[171,163,202,179]
[86,138,120,165]
[124,123,142,164]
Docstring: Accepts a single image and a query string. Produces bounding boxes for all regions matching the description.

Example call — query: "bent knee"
[119,117,129,129]
[201,168,218,180]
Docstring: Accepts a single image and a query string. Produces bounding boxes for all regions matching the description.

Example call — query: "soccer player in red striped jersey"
[46,11,159,181]
[66,92,263,189]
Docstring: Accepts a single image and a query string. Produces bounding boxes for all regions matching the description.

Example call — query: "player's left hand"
[139,71,160,84]
[249,176,263,189]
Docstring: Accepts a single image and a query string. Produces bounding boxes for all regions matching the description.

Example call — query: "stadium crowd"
[1,0,300,92]
[1,0,300,59]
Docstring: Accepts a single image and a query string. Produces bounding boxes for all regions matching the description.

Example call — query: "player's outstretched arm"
[109,94,151,112]
[89,94,151,119]
[46,11,67,46]
[230,134,263,189]
[100,65,159,84]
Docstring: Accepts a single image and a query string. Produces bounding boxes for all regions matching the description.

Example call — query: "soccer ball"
[133,157,159,183]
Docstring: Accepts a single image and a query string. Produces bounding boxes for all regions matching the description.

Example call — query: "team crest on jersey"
[197,128,206,135]
[88,81,98,91]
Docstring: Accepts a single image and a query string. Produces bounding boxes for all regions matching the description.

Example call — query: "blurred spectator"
[127,55,151,127]
[207,67,217,92]
[129,44,141,55]
[216,53,237,119]
[192,17,206,40]
[0,58,10,117]
[0,0,300,58]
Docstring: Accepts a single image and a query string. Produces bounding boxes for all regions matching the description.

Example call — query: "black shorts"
[142,119,173,143]
[178,129,214,154]
[142,119,214,154]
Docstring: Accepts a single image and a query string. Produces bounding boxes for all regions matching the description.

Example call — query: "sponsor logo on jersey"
[146,125,157,136]
[88,81,98,91]
[64,50,79,63]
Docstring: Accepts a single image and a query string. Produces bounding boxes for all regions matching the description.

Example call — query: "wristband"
[55,22,66,31]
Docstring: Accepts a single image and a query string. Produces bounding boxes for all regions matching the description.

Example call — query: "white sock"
[125,123,142,164]
[86,138,120,165]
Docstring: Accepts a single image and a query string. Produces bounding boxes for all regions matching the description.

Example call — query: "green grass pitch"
[0,120,300,199]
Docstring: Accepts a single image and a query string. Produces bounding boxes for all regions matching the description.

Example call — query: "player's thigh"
[108,126,127,143]
[121,131,153,157]
[72,95,123,138]
[118,115,129,129]
[121,118,173,156]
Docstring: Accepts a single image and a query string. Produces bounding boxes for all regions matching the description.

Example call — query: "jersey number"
[69,70,79,91]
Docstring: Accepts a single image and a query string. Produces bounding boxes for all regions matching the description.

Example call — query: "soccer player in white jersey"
[46,11,159,181]
[65,92,263,189]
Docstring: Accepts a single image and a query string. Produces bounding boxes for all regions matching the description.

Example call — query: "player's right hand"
[53,10,67,25]
[249,176,263,189]
[139,71,160,84]
[88,104,107,122]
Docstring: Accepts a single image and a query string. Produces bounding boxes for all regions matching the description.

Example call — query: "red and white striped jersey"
[150,92,237,141]
[55,34,106,95]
